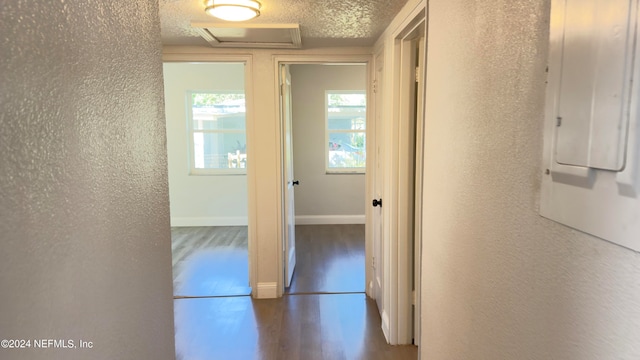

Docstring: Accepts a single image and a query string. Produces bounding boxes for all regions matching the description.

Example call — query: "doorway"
[372,9,426,346]
[391,14,427,345]
[276,59,371,297]
[287,64,367,294]
[162,61,254,298]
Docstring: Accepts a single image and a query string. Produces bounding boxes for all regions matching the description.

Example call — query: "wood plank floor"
[172,224,417,359]
[174,293,418,360]
[288,224,365,294]
[171,226,250,297]
[171,224,364,296]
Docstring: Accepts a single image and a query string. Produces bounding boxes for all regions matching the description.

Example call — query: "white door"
[281,64,297,288]
[373,52,385,316]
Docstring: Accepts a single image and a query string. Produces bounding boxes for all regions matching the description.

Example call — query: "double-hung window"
[188,91,246,175]
[326,91,366,173]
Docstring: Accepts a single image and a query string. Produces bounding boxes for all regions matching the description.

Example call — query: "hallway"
[172,224,417,359]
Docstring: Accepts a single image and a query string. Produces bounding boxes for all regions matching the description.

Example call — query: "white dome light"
[205,0,262,22]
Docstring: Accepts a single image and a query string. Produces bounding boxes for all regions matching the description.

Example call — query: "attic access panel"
[192,23,302,49]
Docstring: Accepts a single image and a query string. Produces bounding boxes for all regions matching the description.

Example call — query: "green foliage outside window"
[192,93,245,107]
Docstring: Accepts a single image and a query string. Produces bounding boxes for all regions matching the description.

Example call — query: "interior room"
[287,64,367,295]
[163,61,251,299]
[3,0,640,359]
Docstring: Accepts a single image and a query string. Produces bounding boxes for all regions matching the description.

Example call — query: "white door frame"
[162,53,258,295]
[413,34,427,347]
[380,7,427,345]
[273,54,373,296]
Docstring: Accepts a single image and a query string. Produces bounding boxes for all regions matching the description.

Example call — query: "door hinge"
[372,256,376,269]
[556,116,562,127]
[415,67,420,83]
[373,79,377,94]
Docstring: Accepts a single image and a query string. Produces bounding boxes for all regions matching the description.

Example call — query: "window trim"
[187,90,247,176]
[325,90,367,174]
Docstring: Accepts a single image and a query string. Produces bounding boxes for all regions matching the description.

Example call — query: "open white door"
[373,51,385,318]
[281,64,297,288]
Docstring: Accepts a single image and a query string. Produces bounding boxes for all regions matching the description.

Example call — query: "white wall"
[290,64,366,224]
[163,63,248,226]
[0,1,175,359]
[418,0,640,359]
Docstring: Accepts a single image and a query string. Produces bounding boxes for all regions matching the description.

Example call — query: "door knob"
[292,180,300,186]
[372,199,382,207]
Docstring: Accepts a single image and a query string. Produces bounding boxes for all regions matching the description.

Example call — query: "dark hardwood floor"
[174,293,417,360]
[171,224,417,359]
[171,226,250,297]
[288,224,365,294]
[171,224,364,296]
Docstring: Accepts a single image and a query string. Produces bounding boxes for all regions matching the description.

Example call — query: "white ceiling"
[159,0,410,49]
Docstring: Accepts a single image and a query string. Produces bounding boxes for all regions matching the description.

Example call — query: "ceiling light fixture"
[204,0,261,22]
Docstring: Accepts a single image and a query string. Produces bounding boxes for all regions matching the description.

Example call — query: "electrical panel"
[541,0,640,251]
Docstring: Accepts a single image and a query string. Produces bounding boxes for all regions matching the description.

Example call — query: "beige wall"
[0,1,175,359]
[420,0,640,359]
[163,62,248,226]
[290,64,366,221]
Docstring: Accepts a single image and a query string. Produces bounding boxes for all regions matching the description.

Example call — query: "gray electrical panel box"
[541,0,640,251]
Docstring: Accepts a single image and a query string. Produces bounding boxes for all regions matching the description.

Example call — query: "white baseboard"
[255,282,278,299]
[295,215,365,225]
[170,216,248,227]
[381,310,391,343]
[171,215,363,226]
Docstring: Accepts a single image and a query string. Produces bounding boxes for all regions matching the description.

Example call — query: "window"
[326,91,366,173]
[188,91,246,175]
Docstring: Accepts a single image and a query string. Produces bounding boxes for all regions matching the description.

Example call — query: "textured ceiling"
[160,0,410,48]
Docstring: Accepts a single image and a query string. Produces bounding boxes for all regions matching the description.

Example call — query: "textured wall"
[421,0,640,359]
[0,1,175,359]
[290,64,366,219]
[163,63,248,225]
